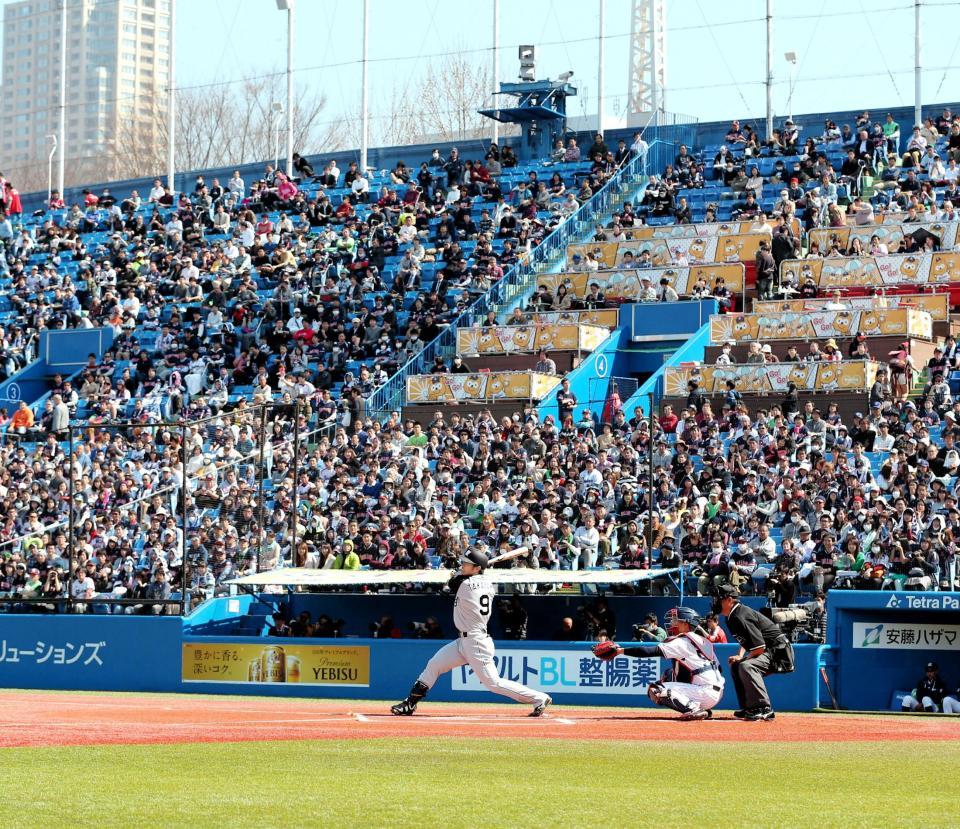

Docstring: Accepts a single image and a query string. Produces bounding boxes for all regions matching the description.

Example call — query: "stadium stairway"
[373,142,663,418]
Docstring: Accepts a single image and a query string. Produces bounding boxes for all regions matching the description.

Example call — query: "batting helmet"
[461,549,489,570]
[665,606,700,636]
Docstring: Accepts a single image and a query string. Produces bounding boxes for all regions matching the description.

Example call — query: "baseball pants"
[657,681,722,713]
[418,634,549,706]
[901,694,940,713]
[731,651,775,709]
[943,696,960,714]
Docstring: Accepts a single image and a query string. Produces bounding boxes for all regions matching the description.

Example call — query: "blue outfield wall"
[0,615,182,692]
[4,590,954,712]
[0,612,826,710]
[0,610,824,711]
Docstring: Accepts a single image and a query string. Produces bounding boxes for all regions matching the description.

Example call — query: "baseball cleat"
[743,706,775,721]
[390,699,418,716]
[733,708,749,719]
[680,708,712,721]
[529,696,552,717]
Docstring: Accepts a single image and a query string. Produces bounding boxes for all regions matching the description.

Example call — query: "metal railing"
[367,139,677,418]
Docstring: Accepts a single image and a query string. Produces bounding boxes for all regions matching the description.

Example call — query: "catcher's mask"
[665,606,699,637]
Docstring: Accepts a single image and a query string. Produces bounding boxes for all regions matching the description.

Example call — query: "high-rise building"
[1,0,171,190]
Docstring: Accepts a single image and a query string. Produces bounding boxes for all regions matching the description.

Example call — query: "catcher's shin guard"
[648,682,695,715]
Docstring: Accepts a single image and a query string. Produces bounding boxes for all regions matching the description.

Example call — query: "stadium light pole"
[492,0,499,145]
[360,0,369,174]
[597,0,605,133]
[46,134,58,206]
[276,0,295,178]
[914,0,922,128]
[57,0,66,197]
[167,0,177,193]
[765,0,773,142]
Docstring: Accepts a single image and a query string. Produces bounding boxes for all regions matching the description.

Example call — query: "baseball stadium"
[0,0,958,826]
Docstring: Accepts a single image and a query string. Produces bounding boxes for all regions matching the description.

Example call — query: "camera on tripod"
[760,603,815,642]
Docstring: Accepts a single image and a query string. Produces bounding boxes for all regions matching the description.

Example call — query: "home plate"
[349,712,370,722]
[554,717,577,725]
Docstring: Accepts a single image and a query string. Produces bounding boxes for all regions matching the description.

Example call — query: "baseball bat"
[819,666,839,710]
[485,546,529,566]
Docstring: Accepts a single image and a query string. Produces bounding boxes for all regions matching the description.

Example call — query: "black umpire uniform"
[716,584,793,714]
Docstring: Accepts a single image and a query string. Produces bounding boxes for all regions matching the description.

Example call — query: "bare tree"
[107,72,344,183]
[411,52,492,142]
[345,48,496,150]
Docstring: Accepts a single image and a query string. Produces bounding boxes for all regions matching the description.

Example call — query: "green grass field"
[1,737,957,829]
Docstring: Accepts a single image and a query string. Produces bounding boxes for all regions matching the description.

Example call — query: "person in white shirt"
[872,421,895,452]
[658,277,680,302]
[631,131,649,160]
[286,308,307,334]
[574,512,601,568]
[577,457,603,494]
[351,173,369,201]
[228,171,245,199]
[147,179,165,202]
[391,549,551,716]
[238,221,255,248]
[638,275,657,302]
[824,290,847,311]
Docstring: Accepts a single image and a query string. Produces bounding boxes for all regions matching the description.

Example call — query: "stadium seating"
[3,100,960,622]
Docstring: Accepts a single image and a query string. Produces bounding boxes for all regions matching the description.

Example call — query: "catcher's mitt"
[592,641,621,661]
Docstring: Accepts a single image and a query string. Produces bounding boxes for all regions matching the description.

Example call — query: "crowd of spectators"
[631,108,960,236]
[0,132,656,611]
[4,105,960,623]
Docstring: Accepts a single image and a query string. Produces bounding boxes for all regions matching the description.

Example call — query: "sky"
[6,0,960,139]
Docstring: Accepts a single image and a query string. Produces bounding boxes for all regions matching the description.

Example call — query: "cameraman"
[715,584,793,721]
[807,592,827,644]
[498,595,528,640]
[633,612,666,643]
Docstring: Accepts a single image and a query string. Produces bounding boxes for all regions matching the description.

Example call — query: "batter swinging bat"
[485,546,529,566]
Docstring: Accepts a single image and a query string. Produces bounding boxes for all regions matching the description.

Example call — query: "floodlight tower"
[627,0,666,128]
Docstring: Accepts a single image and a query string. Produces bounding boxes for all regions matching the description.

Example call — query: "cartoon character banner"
[752,293,950,322]
[456,324,609,355]
[602,218,800,241]
[529,309,620,328]
[807,222,959,254]
[709,308,933,344]
[407,371,562,403]
[542,263,745,300]
[664,360,879,396]
[779,252,960,289]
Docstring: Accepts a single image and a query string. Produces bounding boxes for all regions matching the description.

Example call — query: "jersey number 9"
[479,595,491,616]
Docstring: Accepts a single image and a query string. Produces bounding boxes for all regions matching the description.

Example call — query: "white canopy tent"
[230,567,682,589]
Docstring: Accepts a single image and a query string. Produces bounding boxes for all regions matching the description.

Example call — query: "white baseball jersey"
[659,632,724,688]
[453,574,495,636]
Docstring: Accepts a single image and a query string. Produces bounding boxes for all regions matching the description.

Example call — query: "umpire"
[715,584,794,721]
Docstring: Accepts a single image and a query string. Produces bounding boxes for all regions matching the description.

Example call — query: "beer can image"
[247,659,262,683]
[261,646,286,683]
[285,655,301,683]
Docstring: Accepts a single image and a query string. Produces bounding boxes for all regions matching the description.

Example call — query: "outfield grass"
[1,738,957,829]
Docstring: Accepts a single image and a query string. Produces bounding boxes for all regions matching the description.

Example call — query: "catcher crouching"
[592,607,724,720]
